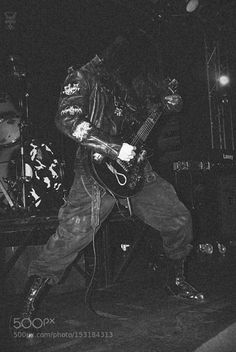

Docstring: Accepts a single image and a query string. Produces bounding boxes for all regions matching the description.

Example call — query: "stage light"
[185,0,199,13]
[219,75,230,86]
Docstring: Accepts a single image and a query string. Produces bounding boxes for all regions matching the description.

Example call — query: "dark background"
[0,0,236,188]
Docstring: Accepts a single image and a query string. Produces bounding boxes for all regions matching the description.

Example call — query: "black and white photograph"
[0,1,236,351]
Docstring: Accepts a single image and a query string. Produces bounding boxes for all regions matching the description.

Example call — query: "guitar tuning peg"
[167,79,179,95]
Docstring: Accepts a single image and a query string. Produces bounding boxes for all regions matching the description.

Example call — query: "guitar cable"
[84,189,128,320]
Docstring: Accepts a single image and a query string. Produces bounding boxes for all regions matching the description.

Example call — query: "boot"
[10,275,51,343]
[166,259,205,303]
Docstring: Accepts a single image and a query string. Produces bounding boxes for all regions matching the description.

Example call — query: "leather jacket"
[55,55,182,173]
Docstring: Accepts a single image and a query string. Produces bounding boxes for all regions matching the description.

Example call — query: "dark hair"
[100,31,159,83]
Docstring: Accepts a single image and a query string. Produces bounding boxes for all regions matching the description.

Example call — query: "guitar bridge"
[116,159,129,172]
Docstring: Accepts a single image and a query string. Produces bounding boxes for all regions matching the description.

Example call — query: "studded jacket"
[55,55,182,173]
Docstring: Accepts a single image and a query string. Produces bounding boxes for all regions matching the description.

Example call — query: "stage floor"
[1,247,236,352]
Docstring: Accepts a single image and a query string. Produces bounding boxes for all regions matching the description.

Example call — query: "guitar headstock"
[165,78,179,94]
[162,78,183,113]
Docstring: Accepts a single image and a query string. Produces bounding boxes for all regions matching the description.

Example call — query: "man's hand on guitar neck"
[117,143,136,162]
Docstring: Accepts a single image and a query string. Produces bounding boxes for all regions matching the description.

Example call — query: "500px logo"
[11,317,55,330]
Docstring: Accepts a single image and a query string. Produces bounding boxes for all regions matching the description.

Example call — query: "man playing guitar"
[14,34,205,341]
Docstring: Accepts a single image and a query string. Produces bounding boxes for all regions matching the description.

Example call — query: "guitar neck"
[131,111,162,147]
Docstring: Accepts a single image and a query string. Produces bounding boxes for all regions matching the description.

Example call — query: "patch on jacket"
[61,105,83,116]
[63,83,81,95]
[72,121,92,141]
[114,106,123,117]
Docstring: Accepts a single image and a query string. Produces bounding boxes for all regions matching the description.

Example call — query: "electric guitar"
[89,79,181,198]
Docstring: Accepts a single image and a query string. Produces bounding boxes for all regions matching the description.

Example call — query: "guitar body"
[89,150,147,197]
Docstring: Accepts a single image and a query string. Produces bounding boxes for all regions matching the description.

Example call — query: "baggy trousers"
[28,169,193,284]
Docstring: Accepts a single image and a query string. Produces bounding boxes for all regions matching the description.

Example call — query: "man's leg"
[28,175,115,283]
[131,171,205,302]
[11,174,115,339]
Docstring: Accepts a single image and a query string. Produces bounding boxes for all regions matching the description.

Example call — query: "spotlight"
[219,75,230,86]
[185,0,199,13]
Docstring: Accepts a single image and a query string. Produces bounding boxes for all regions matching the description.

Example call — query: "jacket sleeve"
[55,66,121,160]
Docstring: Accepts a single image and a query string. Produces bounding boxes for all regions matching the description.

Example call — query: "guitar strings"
[131,109,160,145]
[132,122,155,144]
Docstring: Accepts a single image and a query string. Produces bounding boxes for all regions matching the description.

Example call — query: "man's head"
[99,31,157,85]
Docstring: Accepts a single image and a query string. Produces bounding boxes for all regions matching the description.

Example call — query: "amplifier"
[173,167,236,242]
[173,160,211,172]
[217,174,236,240]
[173,158,236,173]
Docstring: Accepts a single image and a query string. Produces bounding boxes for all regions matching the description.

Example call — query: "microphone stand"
[9,55,30,211]
[19,77,31,211]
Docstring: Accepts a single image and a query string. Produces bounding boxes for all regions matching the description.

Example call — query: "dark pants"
[28,169,192,284]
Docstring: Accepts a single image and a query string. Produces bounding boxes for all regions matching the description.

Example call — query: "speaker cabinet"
[174,170,236,243]
[217,173,236,240]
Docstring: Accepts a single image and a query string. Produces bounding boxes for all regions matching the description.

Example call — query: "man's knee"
[177,209,193,242]
[178,209,192,227]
